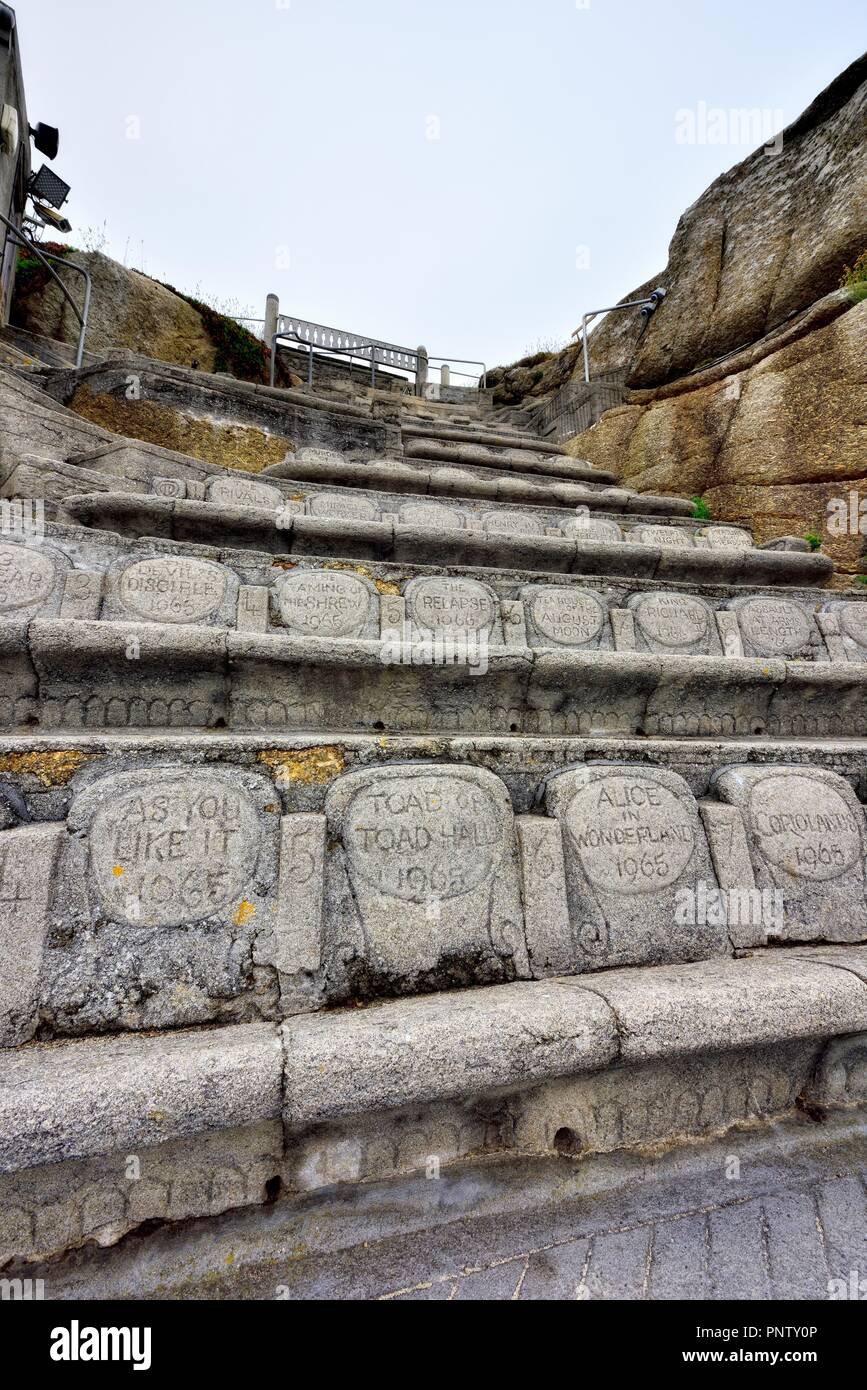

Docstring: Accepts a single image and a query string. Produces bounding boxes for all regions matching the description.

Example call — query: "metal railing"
[427,355,487,390]
[0,212,92,367]
[263,306,486,394]
[275,314,417,377]
[577,288,666,384]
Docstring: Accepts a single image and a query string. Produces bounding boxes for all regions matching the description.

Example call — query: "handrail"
[0,212,92,367]
[269,323,487,393]
[427,355,487,389]
[270,328,389,388]
[577,290,666,384]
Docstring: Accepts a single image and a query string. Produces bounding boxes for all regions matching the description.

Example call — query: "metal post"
[415,345,428,397]
[582,313,593,384]
[264,293,279,350]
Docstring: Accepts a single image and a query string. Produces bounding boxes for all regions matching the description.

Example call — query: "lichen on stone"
[257,746,347,785]
[0,750,97,786]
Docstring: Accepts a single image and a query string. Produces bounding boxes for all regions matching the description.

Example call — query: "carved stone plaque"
[404,576,501,639]
[712,765,867,942]
[399,502,466,530]
[563,517,623,544]
[628,526,694,549]
[68,768,277,929]
[0,542,67,618]
[727,597,816,659]
[207,475,284,510]
[702,526,754,550]
[482,511,544,536]
[306,493,380,522]
[627,592,720,655]
[521,586,609,649]
[546,764,723,970]
[323,765,527,991]
[275,569,377,639]
[110,556,232,625]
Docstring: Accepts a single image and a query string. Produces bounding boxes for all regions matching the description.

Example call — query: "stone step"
[6,617,867,736]
[58,493,833,587]
[2,743,866,1040]
[264,450,626,500]
[403,439,611,477]
[2,518,839,607]
[402,422,566,453]
[73,470,734,536]
[2,949,865,1267]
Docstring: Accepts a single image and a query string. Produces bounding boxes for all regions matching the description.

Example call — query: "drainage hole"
[553,1126,583,1157]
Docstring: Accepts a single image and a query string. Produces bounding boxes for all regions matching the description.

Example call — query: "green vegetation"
[841,250,867,304]
[804,531,822,552]
[162,284,271,383]
[691,495,711,520]
[14,243,74,300]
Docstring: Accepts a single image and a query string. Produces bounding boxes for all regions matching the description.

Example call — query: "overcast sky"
[14,0,864,372]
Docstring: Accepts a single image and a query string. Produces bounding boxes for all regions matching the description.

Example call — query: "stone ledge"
[0,1022,283,1174]
[262,453,625,505]
[282,948,867,1127]
[60,493,834,586]
[9,626,867,736]
[401,421,571,454]
[4,951,863,1175]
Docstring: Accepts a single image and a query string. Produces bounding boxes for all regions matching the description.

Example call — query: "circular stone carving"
[208,475,283,509]
[0,544,57,613]
[343,772,505,902]
[407,577,497,634]
[839,604,867,650]
[89,774,262,926]
[565,518,623,544]
[400,503,465,530]
[277,570,371,638]
[118,557,227,624]
[564,774,697,896]
[530,589,605,645]
[633,594,709,648]
[738,598,811,655]
[748,773,863,882]
[482,511,544,536]
[306,493,378,521]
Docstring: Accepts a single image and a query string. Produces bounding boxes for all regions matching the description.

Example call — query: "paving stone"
[647,1213,710,1300]
[580,1226,652,1299]
[519,1240,590,1299]
[707,1201,771,1300]
[762,1191,830,1299]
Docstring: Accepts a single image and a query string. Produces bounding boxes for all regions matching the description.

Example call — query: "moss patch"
[68,386,292,473]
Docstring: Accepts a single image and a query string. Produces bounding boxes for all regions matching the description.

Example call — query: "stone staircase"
[0,354,866,1299]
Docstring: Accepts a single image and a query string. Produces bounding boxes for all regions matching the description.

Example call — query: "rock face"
[548,54,867,573]
[572,296,867,577]
[625,55,866,389]
[12,251,219,371]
